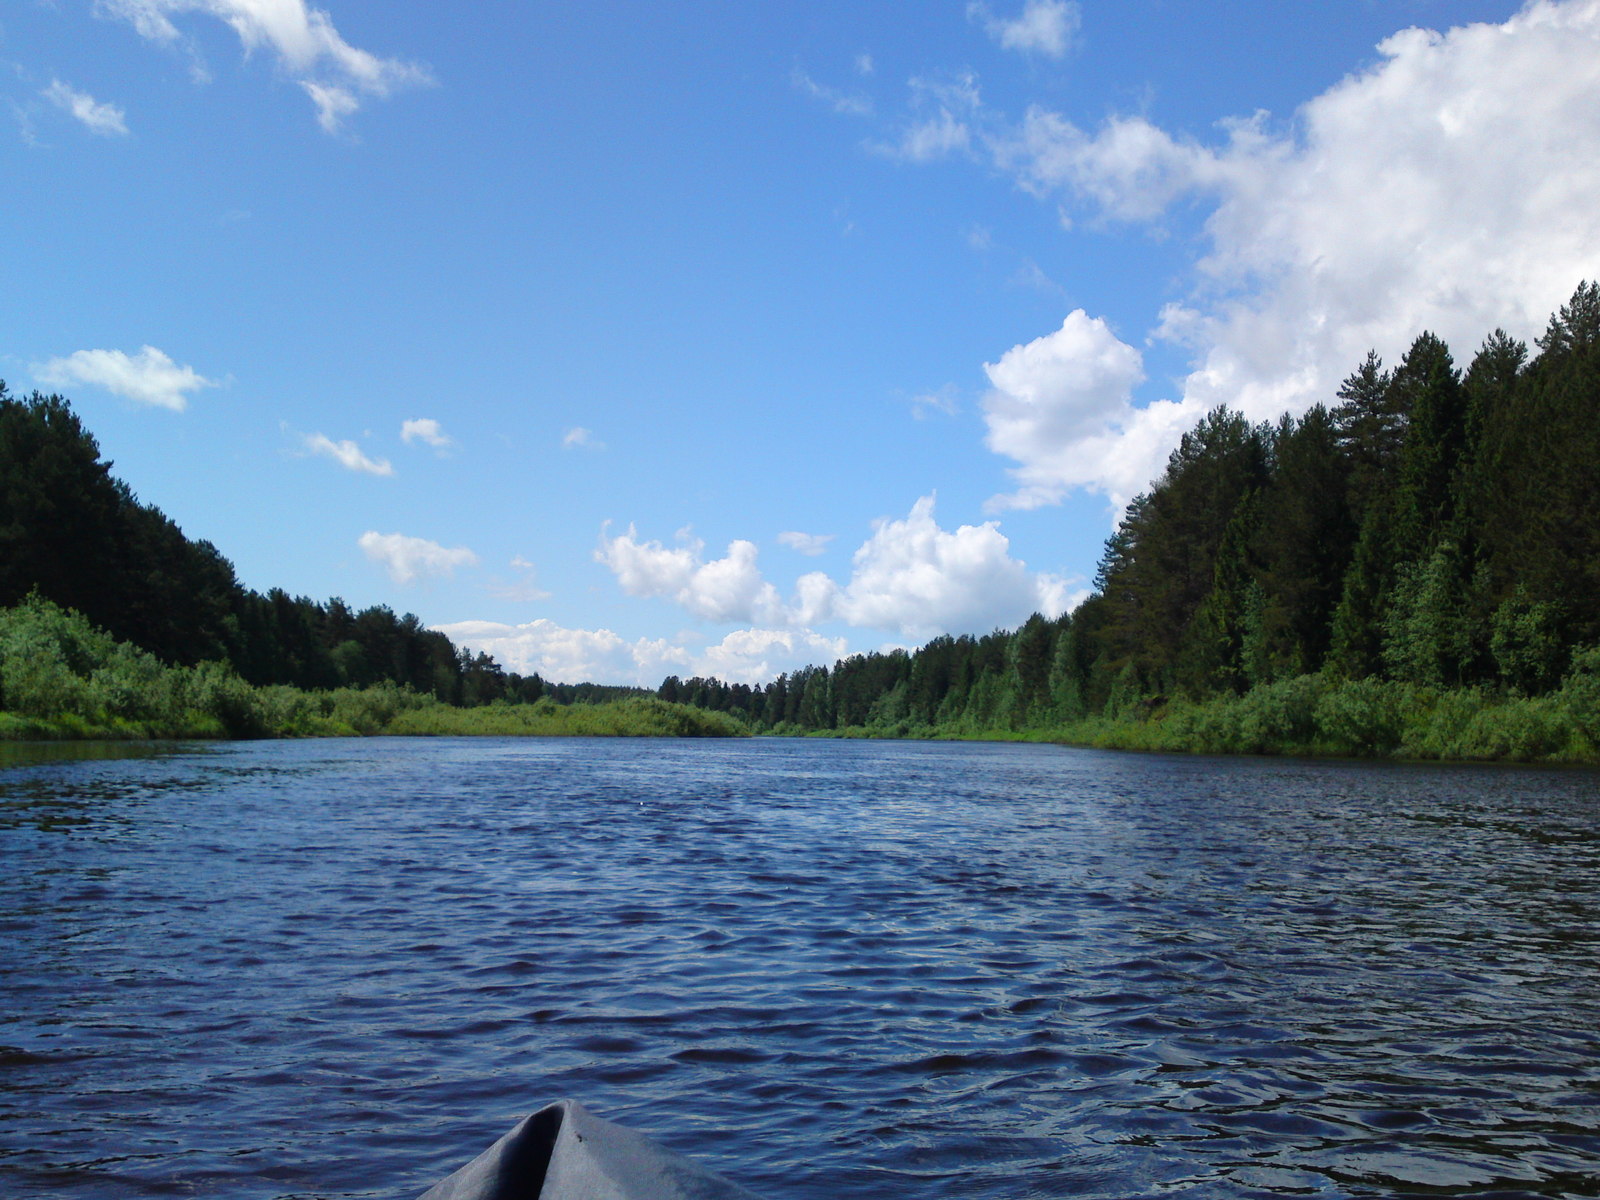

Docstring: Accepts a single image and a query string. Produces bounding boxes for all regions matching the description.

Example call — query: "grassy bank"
[1063,666,1600,763]
[384,696,747,738]
[801,662,1600,764]
[0,596,745,741]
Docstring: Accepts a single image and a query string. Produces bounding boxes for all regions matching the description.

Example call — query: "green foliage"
[1332,350,1402,520]
[15,289,1600,763]
[385,696,748,738]
[1311,678,1412,754]
[1557,646,1600,746]
[1490,588,1565,695]
[0,384,550,704]
[1388,332,1465,559]
[1250,407,1354,678]
[1382,543,1475,686]
[0,597,746,742]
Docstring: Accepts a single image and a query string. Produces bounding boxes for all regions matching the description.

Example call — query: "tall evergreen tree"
[1332,351,1403,521]
[1250,406,1355,676]
[1388,331,1465,561]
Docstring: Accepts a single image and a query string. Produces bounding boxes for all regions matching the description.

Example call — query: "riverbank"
[798,662,1600,765]
[6,591,1595,761]
[0,595,745,741]
[0,695,749,742]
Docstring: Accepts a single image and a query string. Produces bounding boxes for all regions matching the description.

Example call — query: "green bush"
[1456,697,1574,761]
[1557,645,1600,746]
[1402,687,1492,759]
[1313,678,1414,754]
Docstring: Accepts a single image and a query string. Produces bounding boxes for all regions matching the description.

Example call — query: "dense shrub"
[1,597,747,741]
[1312,678,1414,754]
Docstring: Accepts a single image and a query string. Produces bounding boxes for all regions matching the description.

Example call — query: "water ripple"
[1,738,1597,1198]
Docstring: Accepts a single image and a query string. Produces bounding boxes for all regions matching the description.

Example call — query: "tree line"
[662,284,1600,745]
[7,283,1596,754]
[0,383,544,707]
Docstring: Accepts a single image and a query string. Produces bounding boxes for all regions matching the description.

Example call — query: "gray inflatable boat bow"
[417,1099,763,1200]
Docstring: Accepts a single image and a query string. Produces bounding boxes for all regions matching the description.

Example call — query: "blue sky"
[7,0,1598,684]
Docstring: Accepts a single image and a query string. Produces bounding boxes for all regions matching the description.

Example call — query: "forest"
[0,383,690,737]
[4,284,1598,758]
[0,381,681,709]
[658,284,1600,760]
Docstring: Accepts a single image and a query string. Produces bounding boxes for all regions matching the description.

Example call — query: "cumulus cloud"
[970,0,1081,58]
[97,0,432,132]
[941,0,1600,513]
[35,345,214,410]
[1000,109,1223,223]
[302,432,393,476]
[42,80,129,135]
[597,527,790,626]
[434,618,849,688]
[599,497,1073,643]
[358,531,477,585]
[822,494,1073,639]
[695,628,852,686]
[562,426,603,450]
[980,309,1206,511]
[1167,2,1600,420]
[777,530,835,556]
[400,417,452,450]
[431,618,688,687]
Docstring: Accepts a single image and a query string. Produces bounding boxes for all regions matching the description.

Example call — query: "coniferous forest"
[4,285,1599,758]
[659,284,1600,760]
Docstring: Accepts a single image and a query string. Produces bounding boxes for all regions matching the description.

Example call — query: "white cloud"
[970,0,1081,58]
[980,309,1205,511]
[909,383,960,419]
[999,109,1223,223]
[401,416,452,450]
[695,628,851,686]
[898,109,970,160]
[302,432,393,476]
[42,80,129,136]
[824,494,1072,639]
[99,0,183,42]
[946,0,1600,513]
[598,497,1071,643]
[435,618,848,688]
[488,556,552,603]
[777,530,834,556]
[359,531,477,585]
[1009,260,1061,293]
[793,68,873,117]
[597,527,790,626]
[1169,1,1600,421]
[301,80,359,134]
[562,426,603,450]
[433,618,689,687]
[881,72,981,162]
[97,0,431,132]
[35,345,214,410]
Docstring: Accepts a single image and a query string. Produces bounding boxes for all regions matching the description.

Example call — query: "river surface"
[1,737,1597,1199]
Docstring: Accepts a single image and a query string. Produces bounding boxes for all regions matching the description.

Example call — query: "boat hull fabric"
[417,1098,763,1200]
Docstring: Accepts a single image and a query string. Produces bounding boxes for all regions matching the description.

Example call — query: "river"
[1,737,1596,1198]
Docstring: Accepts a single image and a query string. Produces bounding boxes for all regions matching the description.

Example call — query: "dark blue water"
[1,737,1597,1199]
